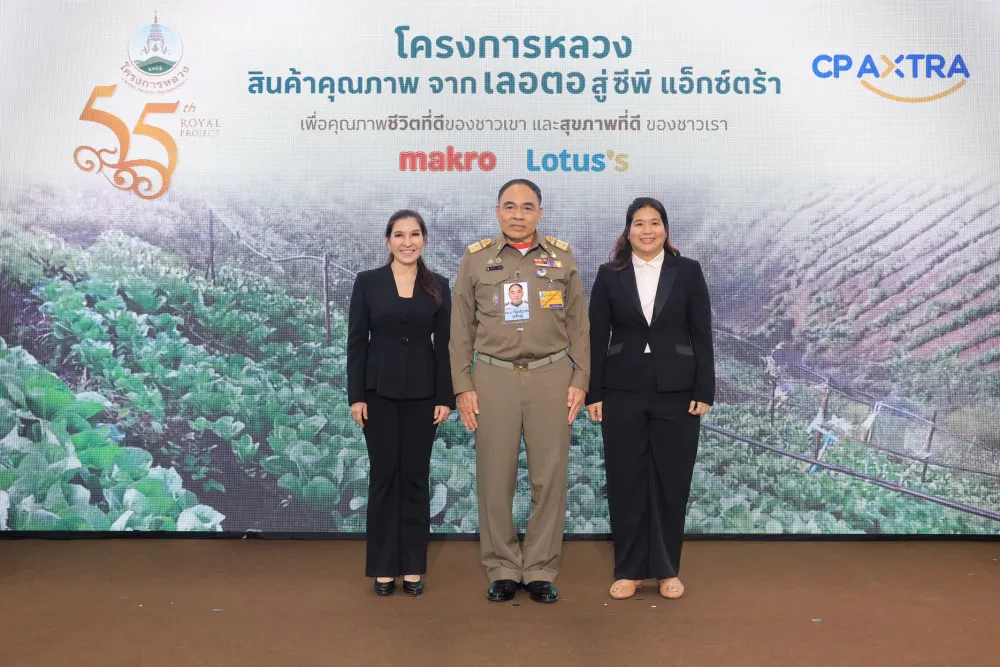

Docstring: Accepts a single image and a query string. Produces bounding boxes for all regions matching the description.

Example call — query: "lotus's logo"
[127,12,183,76]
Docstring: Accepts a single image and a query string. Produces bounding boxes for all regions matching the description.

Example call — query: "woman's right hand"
[350,402,368,428]
[586,402,603,422]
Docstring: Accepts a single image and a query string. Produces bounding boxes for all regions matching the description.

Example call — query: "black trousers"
[362,391,437,577]
[601,363,702,580]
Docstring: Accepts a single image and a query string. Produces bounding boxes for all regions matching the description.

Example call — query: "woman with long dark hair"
[347,209,454,596]
[586,197,715,600]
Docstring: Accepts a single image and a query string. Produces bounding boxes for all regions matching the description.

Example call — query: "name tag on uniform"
[486,265,504,271]
[534,258,563,269]
[539,290,564,308]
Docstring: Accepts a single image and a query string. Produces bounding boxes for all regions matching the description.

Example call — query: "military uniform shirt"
[450,231,590,394]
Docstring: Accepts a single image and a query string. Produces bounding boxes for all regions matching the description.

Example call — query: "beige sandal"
[658,578,684,599]
[609,579,644,599]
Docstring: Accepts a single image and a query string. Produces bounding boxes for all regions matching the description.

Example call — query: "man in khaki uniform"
[450,179,590,603]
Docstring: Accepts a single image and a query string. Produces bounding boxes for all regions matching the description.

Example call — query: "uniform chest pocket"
[475,268,512,312]
[534,266,569,312]
[534,266,568,286]
[479,267,510,285]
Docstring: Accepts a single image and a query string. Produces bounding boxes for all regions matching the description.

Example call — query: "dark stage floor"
[2,539,998,666]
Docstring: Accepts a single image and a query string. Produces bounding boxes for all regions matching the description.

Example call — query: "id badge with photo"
[503,281,530,322]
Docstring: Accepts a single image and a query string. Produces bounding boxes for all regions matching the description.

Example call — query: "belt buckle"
[513,360,528,372]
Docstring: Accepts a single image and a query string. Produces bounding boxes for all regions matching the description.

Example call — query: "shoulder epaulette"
[545,236,570,251]
[468,238,493,253]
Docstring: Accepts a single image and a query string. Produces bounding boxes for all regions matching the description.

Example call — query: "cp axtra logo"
[527,149,629,173]
[812,53,969,103]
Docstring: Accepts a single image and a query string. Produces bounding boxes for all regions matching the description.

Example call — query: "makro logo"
[812,53,969,103]
[527,149,629,173]
[398,146,497,172]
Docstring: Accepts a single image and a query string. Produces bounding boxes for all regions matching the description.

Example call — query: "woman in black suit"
[585,197,715,601]
[347,209,454,597]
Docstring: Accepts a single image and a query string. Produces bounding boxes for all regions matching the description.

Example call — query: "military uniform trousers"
[472,354,573,583]
[362,391,437,578]
[602,363,701,581]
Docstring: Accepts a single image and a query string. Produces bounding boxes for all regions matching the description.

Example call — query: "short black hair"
[497,179,542,204]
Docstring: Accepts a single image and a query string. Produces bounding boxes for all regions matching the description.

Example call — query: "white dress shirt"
[632,249,665,353]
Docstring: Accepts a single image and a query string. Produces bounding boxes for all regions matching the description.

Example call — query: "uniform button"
[400,316,408,324]
[401,336,409,344]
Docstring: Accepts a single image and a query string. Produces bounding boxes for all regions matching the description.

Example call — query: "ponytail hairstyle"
[385,209,442,304]
[608,197,680,270]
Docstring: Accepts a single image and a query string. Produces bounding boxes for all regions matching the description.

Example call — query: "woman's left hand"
[433,405,451,425]
[689,401,710,416]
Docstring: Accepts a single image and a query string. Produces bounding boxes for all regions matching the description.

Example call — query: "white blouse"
[632,249,665,353]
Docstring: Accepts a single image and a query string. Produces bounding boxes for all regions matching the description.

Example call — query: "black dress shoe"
[373,579,395,596]
[487,579,518,602]
[523,581,558,603]
[402,579,424,597]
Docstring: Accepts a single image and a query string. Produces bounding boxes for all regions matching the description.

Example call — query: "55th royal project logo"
[73,85,179,200]
[74,14,191,200]
[812,53,969,103]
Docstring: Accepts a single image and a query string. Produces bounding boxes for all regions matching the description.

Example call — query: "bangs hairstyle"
[608,197,680,269]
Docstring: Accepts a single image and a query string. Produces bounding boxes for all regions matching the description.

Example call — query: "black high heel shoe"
[373,579,396,596]
[402,578,424,597]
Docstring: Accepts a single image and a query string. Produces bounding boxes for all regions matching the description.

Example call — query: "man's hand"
[567,387,586,424]
[457,391,480,431]
[586,402,603,422]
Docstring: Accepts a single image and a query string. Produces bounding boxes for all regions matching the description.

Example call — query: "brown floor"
[1,539,998,667]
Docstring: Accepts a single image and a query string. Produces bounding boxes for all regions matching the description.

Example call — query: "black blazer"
[347,265,455,407]
[586,254,715,405]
